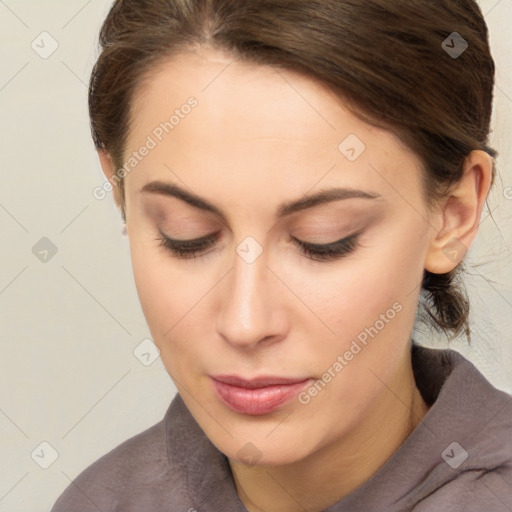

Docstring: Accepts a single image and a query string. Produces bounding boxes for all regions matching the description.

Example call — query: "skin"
[98,48,493,512]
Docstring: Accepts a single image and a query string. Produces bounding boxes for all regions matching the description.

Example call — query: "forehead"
[125,48,422,201]
[131,49,345,143]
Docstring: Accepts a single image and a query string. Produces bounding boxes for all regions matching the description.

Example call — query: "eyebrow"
[140,181,381,220]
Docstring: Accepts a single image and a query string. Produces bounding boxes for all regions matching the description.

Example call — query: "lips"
[210,374,312,415]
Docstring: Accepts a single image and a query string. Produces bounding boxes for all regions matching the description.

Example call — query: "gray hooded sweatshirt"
[51,344,512,511]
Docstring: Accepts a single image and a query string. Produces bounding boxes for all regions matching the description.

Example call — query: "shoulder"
[51,408,189,512]
[413,463,512,511]
[415,350,512,511]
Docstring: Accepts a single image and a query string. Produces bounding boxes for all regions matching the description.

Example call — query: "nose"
[216,247,286,349]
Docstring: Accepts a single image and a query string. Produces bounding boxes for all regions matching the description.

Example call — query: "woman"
[51,0,512,510]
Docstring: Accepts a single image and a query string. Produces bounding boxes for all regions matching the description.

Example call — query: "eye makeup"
[156,229,362,262]
[156,231,219,259]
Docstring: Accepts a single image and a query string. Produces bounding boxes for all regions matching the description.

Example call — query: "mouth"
[210,374,313,415]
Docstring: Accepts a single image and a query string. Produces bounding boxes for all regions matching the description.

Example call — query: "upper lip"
[210,375,311,388]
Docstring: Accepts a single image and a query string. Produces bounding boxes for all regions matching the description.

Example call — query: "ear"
[97,149,125,216]
[424,150,493,274]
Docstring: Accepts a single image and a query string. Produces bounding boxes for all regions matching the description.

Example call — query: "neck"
[229,346,430,512]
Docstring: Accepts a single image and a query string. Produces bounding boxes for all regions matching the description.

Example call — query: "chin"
[213,428,317,468]
[229,446,305,467]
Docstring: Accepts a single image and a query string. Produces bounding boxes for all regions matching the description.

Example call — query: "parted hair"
[89,0,497,341]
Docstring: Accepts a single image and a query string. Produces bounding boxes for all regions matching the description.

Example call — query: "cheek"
[281,218,428,375]
[129,239,194,340]
[128,238,221,375]
[292,227,425,327]
[288,226,427,420]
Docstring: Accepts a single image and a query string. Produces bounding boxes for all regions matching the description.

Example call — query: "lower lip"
[211,378,312,415]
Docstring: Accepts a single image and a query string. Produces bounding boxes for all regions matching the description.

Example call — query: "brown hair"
[89,0,497,341]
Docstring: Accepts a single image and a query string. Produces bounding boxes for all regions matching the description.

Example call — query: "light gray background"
[0,1,511,511]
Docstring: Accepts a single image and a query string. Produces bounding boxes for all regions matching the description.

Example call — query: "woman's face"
[121,49,438,465]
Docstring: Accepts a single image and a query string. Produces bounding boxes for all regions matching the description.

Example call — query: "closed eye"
[156,231,218,259]
[292,233,360,262]
[156,231,361,262]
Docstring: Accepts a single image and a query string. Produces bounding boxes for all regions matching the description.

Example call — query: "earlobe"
[97,149,124,213]
[424,150,493,275]
[425,235,469,274]
[97,149,116,181]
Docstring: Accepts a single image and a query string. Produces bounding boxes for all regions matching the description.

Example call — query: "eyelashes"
[156,230,361,262]
[157,232,218,259]
[292,234,360,262]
